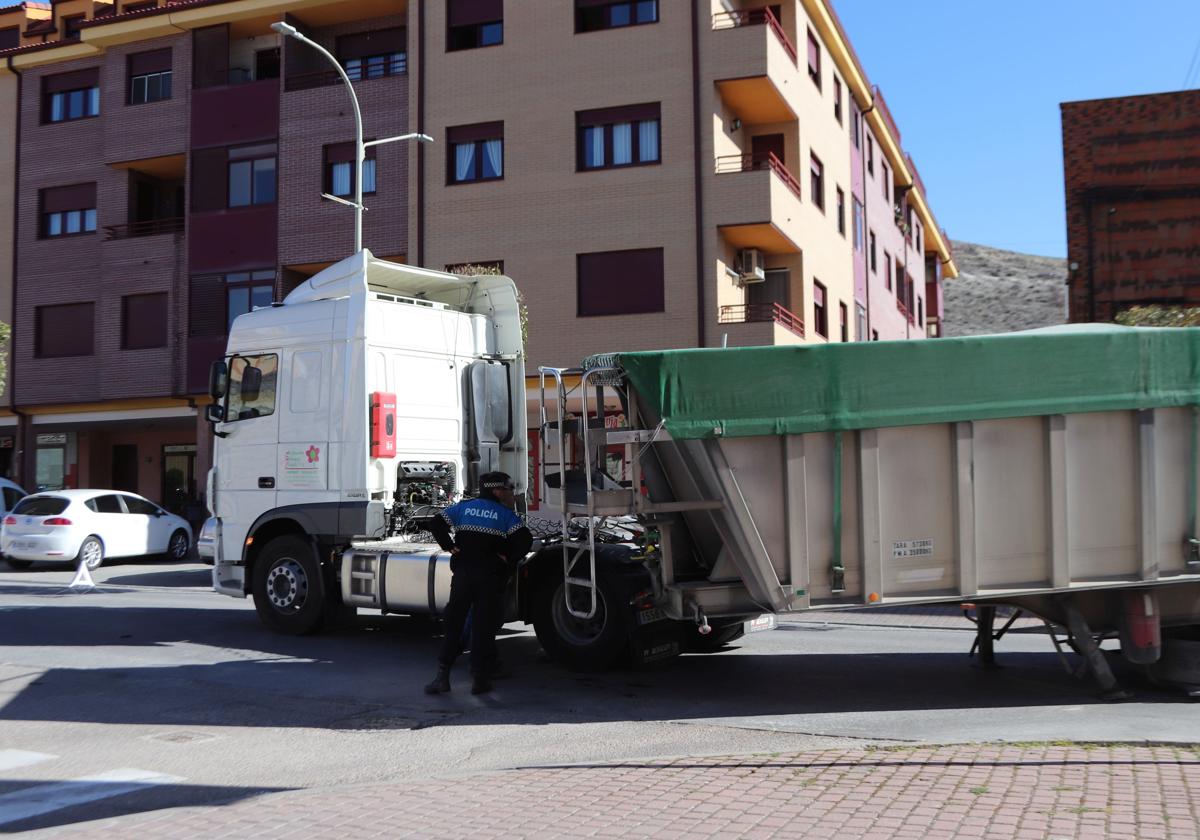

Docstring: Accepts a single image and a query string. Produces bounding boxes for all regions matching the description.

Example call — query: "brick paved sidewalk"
[51,744,1200,839]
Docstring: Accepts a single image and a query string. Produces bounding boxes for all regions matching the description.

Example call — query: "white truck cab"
[204,250,526,634]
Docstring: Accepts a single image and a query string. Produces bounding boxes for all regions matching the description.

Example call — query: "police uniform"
[429,494,532,681]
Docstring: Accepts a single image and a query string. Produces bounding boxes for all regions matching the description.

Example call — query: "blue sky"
[833,1,1200,258]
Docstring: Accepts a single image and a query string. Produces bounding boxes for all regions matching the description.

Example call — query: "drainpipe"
[7,56,26,485]
[690,2,706,347]
[416,0,425,267]
[858,102,874,341]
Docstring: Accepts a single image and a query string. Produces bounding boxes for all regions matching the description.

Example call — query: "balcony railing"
[715,151,802,199]
[712,6,797,64]
[896,297,914,325]
[719,302,805,338]
[104,217,184,240]
[284,54,407,92]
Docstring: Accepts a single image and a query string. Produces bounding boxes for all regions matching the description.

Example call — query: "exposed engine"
[387,461,456,539]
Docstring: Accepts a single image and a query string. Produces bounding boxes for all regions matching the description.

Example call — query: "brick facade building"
[0,0,955,519]
[1062,89,1200,323]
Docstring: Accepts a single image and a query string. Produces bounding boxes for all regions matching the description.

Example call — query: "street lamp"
[271,21,433,254]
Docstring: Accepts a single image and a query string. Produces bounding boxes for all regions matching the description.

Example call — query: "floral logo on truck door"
[305,446,321,464]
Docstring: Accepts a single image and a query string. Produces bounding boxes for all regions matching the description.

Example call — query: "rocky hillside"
[942,241,1066,337]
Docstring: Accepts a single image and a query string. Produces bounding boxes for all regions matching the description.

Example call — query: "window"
[856,304,866,343]
[227,144,276,207]
[812,280,827,338]
[809,153,824,211]
[0,27,19,50]
[123,495,160,515]
[226,270,275,332]
[866,135,874,176]
[896,258,905,296]
[40,183,97,238]
[447,122,503,183]
[43,69,100,123]
[226,354,278,422]
[851,104,861,149]
[839,302,848,342]
[324,142,376,197]
[836,187,845,236]
[577,103,660,170]
[447,0,502,51]
[15,496,69,516]
[872,329,879,341]
[806,29,820,88]
[881,161,889,201]
[121,293,168,350]
[577,248,664,316]
[576,0,658,33]
[833,76,842,124]
[915,222,922,252]
[338,28,406,80]
[869,230,876,273]
[918,297,924,327]
[884,250,893,291]
[851,198,864,252]
[128,48,173,104]
[35,302,94,358]
[63,14,85,40]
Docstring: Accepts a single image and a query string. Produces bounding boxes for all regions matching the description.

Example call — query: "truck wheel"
[682,622,745,653]
[533,563,631,670]
[252,535,326,635]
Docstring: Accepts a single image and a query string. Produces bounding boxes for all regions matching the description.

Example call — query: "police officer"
[425,472,532,695]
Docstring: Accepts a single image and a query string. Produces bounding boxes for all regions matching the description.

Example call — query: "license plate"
[636,607,667,626]
[11,541,33,550]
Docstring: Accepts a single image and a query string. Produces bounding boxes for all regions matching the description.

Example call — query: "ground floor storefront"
[0,399,212,531]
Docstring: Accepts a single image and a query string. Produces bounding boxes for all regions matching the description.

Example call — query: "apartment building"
[0,0,955,517]
[1062,89,1200,323]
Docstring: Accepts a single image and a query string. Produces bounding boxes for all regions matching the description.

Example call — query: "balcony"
[713,152,803,254]
[284,52,407,92]
[104,217,184,240]
[896,297,914,325]
[712,8,797,125]
[719,302,805,338]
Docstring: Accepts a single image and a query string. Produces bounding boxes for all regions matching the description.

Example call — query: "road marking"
[0,751,56,772]
[0,768,184,826]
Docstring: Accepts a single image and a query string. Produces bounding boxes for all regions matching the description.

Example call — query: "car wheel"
[5,558,33,570]
[77,536,104,571]
[167,529,190,561]
[252,535,326,635]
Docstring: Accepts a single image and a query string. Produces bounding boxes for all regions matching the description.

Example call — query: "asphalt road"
[0,558,1195,834]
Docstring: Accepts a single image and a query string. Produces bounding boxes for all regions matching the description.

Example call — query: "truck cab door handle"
[258,477,275,489]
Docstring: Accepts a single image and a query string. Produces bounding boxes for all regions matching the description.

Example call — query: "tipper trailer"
[204,252,1200,696]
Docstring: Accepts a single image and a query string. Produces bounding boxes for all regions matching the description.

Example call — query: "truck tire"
[682,622,745,653]
[252,535,326,635]
[533,562,631,671]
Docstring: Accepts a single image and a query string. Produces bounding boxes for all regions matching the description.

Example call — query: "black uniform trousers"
[438,567,503,676]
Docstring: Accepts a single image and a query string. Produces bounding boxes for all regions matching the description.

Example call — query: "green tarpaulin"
[616,325,1200,440]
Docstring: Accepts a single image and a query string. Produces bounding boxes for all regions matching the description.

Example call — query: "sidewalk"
[52,744,1200,839]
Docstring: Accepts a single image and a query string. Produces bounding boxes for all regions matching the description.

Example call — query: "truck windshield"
[227,354,279,422]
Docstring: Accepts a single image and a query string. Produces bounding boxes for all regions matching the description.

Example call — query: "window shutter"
[43,68,99,93]
[190,148,227,212]
[812,282,825,307]
[336,27,404,60]
[122,293,169,349]
[36,303,95,358]
[577,102,660,126]
[41,183,96,213]
[447,0,503,27]
[189,274,226,337]
[577,248,664,317]
[192,24,229,89]
[446,121,503,144]
[129,48,172,76]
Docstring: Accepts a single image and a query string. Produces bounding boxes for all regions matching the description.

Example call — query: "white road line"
[0,768,184,826]
[0,751,56,772]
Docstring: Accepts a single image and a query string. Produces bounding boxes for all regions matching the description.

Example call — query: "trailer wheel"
[252,535,326,635]
[533,563,630,671]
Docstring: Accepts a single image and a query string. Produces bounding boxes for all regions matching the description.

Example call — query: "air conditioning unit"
[736,248,765,284]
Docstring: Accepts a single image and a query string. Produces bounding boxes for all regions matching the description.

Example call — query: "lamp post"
[271,21,433,254]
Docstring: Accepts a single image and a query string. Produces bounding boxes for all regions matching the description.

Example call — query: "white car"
[1,490,193,570]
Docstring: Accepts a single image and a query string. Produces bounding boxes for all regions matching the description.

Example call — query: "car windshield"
[12,497,69,516]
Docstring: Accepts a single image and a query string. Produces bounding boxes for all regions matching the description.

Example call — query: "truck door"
[214,353,280,563]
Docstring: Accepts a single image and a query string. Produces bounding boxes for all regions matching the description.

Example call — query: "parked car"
[0,478,27,516]
[1,490,192,570]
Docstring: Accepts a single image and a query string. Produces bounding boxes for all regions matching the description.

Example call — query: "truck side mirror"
[240,366,263,402]
[209,360,228,399]
[205,404,225,423]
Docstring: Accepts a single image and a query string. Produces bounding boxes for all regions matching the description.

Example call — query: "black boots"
[424,666,451,694]
[471,675,493,695]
